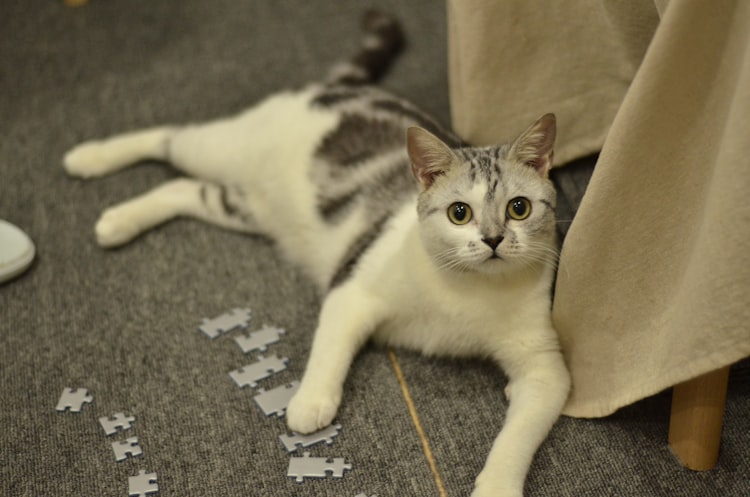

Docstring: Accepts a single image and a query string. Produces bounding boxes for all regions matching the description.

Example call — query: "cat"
[63,11,570,497]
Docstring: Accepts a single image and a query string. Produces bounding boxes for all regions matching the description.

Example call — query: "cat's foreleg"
[286,282,384,434]
[94,178,257,247]
[471,347,570,497]
[64,127,175,178]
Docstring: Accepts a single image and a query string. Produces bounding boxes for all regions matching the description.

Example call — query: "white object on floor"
[0,220,35,284]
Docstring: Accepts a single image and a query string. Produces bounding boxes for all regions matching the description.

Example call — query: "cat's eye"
[447,202,472,225]
[507,197,532,220]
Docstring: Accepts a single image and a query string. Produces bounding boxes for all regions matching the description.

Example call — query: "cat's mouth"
[487,253,503,261]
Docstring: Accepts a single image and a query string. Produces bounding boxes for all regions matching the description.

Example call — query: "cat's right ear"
[508,113,556,177]
[407,127,456,189]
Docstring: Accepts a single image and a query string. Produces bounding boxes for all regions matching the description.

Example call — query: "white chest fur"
[354,205,556,360]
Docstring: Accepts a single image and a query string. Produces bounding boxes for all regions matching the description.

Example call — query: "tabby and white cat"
[64,11,570,497]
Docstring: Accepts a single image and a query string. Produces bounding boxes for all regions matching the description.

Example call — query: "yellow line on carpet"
[387,347,448,497]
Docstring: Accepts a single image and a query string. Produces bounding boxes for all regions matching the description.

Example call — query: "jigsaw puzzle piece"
[253,381,300,417]
[99,412,136,436]
[55,387,93,413]
[234,324,285,353]
[287,452,352,483]
[229,354,289,388]
[199,307,251,339]
[128,469,158,497]
[112,436,143,462]
[279,423,343,452]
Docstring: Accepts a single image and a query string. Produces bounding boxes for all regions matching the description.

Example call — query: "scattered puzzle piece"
[112,436,143,462]
[128,469,158,497]
[199,307,251,339]
[229,354,289,388]
[287,452,352,483]
[56,387,93,413]
[279,423,343,452]
[234,324,285,353]
[99,412,136,436]
[253,381,300,417]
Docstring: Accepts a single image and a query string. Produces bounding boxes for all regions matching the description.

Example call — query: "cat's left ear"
[509,113,556,177]
[407,127,456,190]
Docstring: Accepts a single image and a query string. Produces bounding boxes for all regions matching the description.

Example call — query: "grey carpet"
[2,1,748,496]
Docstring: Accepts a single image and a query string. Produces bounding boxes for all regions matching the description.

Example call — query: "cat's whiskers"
[525,253,559,268]
[437,256,472,273]
[502,241,560,275]
[525,240,560,258]
[432,246,461,262]
[522,248,558,265]
[431,246,475,272]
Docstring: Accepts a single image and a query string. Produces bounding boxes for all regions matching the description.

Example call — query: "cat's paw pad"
[286,388,340,435]
[95,208,141,248]
[63,142,112,178]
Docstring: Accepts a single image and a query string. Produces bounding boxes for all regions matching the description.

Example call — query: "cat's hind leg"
[94,178,258,247]
[64,127,175,178]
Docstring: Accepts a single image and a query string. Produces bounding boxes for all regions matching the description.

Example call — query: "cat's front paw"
[286,386,340,435]
[471,473,523,497]
[63,141,113,178]
[95,207,142,248]
[470,489,522,497]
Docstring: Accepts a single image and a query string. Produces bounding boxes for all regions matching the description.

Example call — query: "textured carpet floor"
[1,1,748,496]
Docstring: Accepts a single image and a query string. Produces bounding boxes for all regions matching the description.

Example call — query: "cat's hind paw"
[63,141,118,178]
[95,207,142,248]
[286,388,340,435]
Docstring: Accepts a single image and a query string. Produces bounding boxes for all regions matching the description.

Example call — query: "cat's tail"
[326,10,405,85]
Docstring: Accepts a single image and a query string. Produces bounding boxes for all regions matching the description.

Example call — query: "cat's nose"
[482,236,504,250]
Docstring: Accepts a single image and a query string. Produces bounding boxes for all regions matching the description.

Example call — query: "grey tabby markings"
[327,10,405,86]
[311,88,360,108]
[309,87,448,289]
[200,183,255,226]
[316,113,404,169]
[372,99,462,147]
[311,90,422,225]
[456,147,506,187]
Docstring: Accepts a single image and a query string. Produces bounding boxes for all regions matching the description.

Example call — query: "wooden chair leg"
[668,366,730,471]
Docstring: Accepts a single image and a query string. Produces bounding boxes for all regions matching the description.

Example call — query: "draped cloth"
[448,0,750,417]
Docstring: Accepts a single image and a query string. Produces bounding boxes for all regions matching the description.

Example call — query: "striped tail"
[327,10,405,85]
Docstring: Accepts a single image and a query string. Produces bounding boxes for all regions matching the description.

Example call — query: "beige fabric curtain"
[448,0,660,166]
[448,0,750,418]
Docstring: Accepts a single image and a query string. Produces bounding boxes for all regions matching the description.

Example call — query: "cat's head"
[407,114,558,276]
